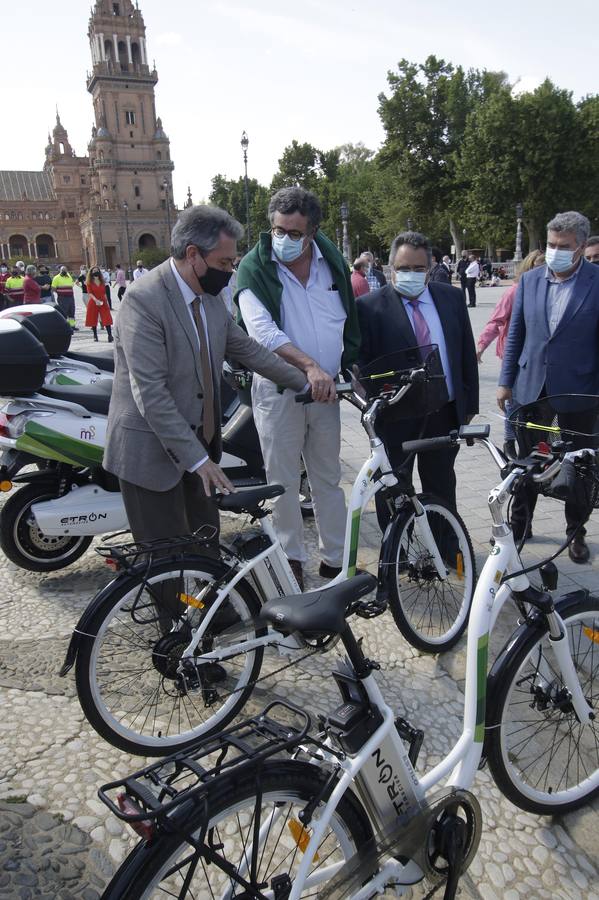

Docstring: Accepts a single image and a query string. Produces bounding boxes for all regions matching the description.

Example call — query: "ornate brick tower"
[80,0,175,270]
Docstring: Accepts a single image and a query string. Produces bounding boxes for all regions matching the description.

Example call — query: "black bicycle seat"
[260,572,377,638]
[217,484,285,514]
[40,381,112,415]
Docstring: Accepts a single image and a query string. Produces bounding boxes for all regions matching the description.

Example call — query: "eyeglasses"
[272,226,308,241]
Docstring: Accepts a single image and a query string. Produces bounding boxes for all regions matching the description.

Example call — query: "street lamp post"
[123,201,132,279]
[356,233,360,258]
[406,217,413,231]
[162,179,172,245]
[340,201,350,261]
[240,131,250,250]
[514,202,523,263]
[463,228,467,256]
[335,227,340,251]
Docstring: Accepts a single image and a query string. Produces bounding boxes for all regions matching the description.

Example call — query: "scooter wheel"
[0,484,93,572]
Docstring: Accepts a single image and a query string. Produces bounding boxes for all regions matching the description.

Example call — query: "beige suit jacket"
[104,258,306,490]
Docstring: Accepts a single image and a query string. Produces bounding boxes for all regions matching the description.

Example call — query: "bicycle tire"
[102,760,373,899]
[487,593,599,814]
[387,494,476,652]
[75,556,266,755]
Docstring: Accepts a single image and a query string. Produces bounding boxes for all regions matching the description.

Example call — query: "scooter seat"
[217,483,285,514]
[40,381,112,415]
[259,572,377,638]
[65,349,115,373]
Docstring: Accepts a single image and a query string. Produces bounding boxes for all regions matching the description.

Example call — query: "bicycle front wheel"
[487,594,599,814]
[75,556,265,755]
[387,495,476,653]
[102,761,372,899]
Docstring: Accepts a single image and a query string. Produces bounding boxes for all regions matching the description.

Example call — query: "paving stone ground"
[1,284,598,898]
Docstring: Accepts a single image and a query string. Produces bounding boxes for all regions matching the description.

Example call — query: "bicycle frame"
[266,442,596,897]
[177,399,448,666]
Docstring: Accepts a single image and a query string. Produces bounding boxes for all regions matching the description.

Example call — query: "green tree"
[458,80,586,251]
[270,141,322,192]
[137,247,169,269]
[209,175,270,251]
[377,56,509,255]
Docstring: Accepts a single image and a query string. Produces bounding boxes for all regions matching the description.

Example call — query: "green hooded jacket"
[234,230,360,369]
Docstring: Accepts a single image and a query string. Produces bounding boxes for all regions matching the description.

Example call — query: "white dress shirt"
[238,242,346,377]
[546,260,582,334]
[133,266,149,280]
[465,261,480,279]
[169,258,211,471]
[400,287,455,401]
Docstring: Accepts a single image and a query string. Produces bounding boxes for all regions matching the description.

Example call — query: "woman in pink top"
[477,250,545,453]
[23,265,42,303]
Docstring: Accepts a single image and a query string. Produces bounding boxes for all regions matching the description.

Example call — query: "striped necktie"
[191,296,215,445]
[408,297,431,352]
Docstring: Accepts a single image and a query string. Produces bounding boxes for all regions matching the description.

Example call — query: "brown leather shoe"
[568,535,590,564]
[319,561,343,579]
[288,559,304,590]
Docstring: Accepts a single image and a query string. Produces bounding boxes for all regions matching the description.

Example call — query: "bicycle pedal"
[395,716,424,768]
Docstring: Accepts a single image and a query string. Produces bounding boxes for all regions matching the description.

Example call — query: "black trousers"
[511,404,598,539]
[376,401,459,529]
[120,473,220,628]
[466,278,477,307]
[459,275,468,303]
[118,286,126,301]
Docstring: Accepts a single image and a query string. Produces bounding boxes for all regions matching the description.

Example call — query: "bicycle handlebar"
[295,382,353,405]
[401,432,458,454]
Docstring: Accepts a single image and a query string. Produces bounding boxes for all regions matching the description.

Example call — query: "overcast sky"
[2,1,595,207]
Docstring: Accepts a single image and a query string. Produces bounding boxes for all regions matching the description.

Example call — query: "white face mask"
[545,245,579,273]
[393,271,427,298]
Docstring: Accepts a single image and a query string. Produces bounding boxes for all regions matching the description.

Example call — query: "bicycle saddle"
[260,572,377,638]
[217,484,284,514]
[39,380,112,415]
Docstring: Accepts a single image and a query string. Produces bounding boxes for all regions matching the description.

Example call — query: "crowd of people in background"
[0,259,137,338]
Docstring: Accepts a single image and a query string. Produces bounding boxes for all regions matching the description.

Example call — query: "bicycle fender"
[376,509,410,598]
[59,571,129,676]
[483,589,590,756]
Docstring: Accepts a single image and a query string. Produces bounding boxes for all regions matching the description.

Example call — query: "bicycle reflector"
[583,626,599,645]
[179,592,205,609]
[288,819,319,861]
[117,793,155,841]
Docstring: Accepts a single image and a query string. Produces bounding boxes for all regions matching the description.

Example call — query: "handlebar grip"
[295,389,313,404]
[551,458,577,500]
[401,432,458,454]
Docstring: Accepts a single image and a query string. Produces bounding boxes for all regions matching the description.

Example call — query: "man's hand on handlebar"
[305,363,337,403]
[497,386,512,412]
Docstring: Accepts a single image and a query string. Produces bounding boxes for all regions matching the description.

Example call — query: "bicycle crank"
[319,788,482,900]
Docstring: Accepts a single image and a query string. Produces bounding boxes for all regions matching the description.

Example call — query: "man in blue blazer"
[499,211,599,562]
[357,231,479,524]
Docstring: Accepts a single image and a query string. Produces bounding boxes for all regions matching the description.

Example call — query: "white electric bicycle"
[97,418,599,899]
[64,350,478,755]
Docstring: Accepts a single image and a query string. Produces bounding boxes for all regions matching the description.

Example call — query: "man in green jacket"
[236,186,360,589]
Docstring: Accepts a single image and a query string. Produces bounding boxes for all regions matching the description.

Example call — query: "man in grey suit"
[498,210,599,562]
[104,205,308,553]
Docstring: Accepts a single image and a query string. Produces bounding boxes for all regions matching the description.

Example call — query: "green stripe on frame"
[24,421,104,467]
[347,508,361,577]
[474,632,489,743]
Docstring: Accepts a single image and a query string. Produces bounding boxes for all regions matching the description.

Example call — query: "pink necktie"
[408,297,431,350]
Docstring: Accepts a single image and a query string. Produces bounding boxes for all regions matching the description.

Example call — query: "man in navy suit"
[357,231,479,522]
[499,211,599,563]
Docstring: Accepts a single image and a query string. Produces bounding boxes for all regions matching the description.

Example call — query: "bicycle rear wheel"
[487,594,599,814]
[102,761,372,899]
[387,495,475,652]
[75,556,265,755]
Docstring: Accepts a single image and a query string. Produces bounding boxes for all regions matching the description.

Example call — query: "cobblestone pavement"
[1,286,598,898]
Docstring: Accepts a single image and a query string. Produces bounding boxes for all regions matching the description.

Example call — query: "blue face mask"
[272,232,305,263]
[393,271,427,298]
[545,246,578,273]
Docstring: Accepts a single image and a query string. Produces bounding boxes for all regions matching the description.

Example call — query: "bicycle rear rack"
[98,700,312,825]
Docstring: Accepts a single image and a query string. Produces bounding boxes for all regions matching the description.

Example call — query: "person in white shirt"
[236,187,360,589]
[465,255,480,308]
[133,260,149,280]
[101,268,113,310]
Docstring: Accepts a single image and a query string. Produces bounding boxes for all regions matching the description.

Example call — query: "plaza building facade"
[0,0,175,271]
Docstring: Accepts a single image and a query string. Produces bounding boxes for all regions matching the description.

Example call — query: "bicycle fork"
[543,610,595,725]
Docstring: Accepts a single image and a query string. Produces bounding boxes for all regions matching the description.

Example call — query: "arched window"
[118,40,128,71]
[131,42,141,65]
[104,40,113,60]
[8,234,28,257]
[156,151,162,160]
[35,234,56,259]
[138,233,157,250]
